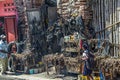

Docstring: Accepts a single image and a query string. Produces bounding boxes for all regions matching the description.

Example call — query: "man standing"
[0,34,8,74]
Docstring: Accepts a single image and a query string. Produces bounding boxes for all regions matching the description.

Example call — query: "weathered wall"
[92,0,120,57]
[48,7,57,26]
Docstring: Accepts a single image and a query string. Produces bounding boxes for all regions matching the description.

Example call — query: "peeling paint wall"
[48,7,57,26]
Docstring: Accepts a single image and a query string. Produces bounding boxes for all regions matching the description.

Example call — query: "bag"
[86,52,95,70]
[100,70,105,80]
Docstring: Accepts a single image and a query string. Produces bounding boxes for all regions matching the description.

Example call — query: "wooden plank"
[96,21,120,33]
[102,0,104,39]
[98,0,101,38]
[96,0,99,32]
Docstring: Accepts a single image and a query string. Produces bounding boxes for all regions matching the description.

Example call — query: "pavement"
[0,71,78,80]
[0,67,78,80]
[1,71,63,80]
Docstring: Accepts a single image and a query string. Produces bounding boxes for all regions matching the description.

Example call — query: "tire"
[23,58,29,74]
[7,41,15,53]
[24,66,29,74]
[7,42,24,54]
[8,56,16,72]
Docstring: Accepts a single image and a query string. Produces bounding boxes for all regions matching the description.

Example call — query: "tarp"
[0,0,16,17]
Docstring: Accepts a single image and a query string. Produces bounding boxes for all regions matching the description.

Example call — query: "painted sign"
[0,0,16,17]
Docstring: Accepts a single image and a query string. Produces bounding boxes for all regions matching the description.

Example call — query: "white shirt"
[82,50,89,58]
[0,40,7,58]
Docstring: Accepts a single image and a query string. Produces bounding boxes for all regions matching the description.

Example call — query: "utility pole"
[23,0,31,49]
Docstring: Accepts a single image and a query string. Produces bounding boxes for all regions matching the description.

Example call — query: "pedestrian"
[82,44,93,80]
[0,34,8,57]
[0,34,8,74]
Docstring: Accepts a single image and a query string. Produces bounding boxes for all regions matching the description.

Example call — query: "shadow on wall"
[0,17,5,35]
[45,0,57,7]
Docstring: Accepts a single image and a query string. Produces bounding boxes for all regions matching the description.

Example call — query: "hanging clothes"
[79,39,83,49]
[98,34,101,48]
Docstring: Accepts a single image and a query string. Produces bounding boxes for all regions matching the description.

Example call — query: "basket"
[0,58,8,74]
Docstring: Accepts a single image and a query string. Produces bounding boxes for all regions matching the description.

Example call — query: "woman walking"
[82,44,94,80]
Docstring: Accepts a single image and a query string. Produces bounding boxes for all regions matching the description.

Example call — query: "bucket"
[29,69,34,74]
[78,75,88,80]
[94,76,100,80]
[39,68,42,73]
[34,69,39,74]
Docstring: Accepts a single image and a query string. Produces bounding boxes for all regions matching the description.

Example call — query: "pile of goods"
[95,56,120,79]
[8,49,35,73]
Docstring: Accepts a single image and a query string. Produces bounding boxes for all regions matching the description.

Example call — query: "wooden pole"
[23,0,31,49]
[95,21,120,33]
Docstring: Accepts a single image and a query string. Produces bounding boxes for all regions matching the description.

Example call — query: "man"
[0,34,8,74]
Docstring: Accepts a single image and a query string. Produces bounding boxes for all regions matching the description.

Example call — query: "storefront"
[0,0,17,42]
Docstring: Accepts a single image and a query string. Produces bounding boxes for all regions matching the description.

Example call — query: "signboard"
[0,0,16,17]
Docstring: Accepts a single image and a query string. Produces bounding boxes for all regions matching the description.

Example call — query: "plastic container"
[34,69,39,74]
[29,69,34,74]
[64,36,70,42]
[74,32,79,40]
[78,75,88,80]
[94,76,100,80]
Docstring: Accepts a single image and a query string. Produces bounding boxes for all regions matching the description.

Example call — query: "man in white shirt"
[0,34,8,74]
[0,35,8,56]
